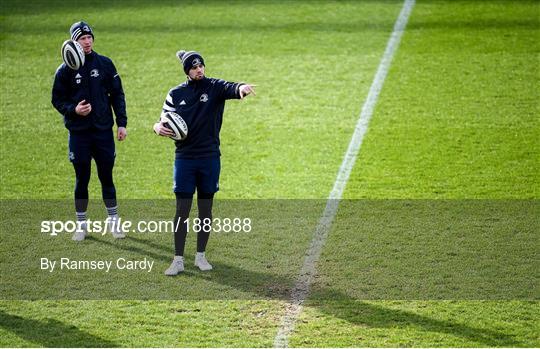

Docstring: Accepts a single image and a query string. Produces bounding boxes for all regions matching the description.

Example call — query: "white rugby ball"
[162,112,188,141]
[61,39,85,70]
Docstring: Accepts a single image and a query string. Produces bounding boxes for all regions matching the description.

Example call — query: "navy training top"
[161,77,243,159]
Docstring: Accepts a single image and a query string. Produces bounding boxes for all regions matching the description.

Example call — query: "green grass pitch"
[1,0,538,347]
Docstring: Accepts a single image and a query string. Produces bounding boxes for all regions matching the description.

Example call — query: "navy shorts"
[173,157,220,194]
[68,129,115,164]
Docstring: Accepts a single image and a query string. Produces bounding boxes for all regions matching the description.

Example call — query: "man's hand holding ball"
[75,99,92,116]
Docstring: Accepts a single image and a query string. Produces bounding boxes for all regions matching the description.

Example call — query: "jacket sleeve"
[153,89,175,134]
[214,79,244,100]
[161,89,177,116]
[107,60,128,128]
[51,66,77,119]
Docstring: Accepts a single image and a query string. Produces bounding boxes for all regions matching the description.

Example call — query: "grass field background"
[1,0,539,347]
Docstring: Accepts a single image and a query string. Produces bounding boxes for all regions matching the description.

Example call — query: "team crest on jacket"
[90,69,99,78]
[200,94,208,102]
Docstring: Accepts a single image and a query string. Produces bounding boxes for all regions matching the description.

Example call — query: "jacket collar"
[187,76,207,86]
[85,51,97,62]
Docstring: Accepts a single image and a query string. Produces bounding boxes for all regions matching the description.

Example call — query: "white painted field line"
[273,0,416,347]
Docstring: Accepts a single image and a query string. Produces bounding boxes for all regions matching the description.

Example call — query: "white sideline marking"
[273,0,416,347]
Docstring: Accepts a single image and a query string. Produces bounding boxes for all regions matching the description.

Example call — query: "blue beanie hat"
[70,21,94,41]
[177,50,205,75]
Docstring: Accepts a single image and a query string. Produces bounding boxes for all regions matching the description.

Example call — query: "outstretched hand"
[239,84,256,99]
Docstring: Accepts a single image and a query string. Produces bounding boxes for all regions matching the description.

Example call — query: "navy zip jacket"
[161,77,243,159]
[52,51,127,131]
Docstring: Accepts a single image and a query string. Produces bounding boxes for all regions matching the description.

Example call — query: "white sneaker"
[72,221,87,241]
[107,215,125,239]
[164,257,184,276]
[195,253,213,271]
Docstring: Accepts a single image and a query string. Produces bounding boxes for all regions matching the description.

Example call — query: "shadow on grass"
[0,228,530,347]
[2,0,538,36]
[0,310,117,347]
[1,233,522,346]
[306,294,526,347]
[0,236,528,347]
[121,236,524,347]
[4,18,538,37]
[212,262,524,347]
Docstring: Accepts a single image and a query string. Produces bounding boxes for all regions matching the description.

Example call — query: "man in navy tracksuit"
[52,21,127,241]
[153,50,255,275]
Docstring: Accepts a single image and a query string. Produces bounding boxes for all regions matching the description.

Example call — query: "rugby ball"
[61,39,85,70]
[162,112,188,141]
